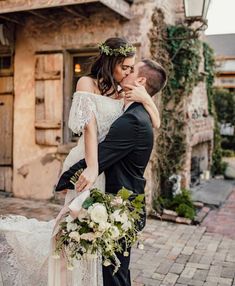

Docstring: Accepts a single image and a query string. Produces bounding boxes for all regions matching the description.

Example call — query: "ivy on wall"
[149,8,202,198]
[203,42,225,175]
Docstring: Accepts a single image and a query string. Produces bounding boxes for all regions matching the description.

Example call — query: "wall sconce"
[74,63,81,73]
[184,0,211,32]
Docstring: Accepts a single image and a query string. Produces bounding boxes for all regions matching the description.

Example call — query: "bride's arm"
[75,77,99,192]
[124,83,161,129]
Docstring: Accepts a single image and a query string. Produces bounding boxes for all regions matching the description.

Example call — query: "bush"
[153,189,195,220]
[222,149,235,157]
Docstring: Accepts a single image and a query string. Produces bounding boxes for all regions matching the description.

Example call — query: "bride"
[0,37,160,286]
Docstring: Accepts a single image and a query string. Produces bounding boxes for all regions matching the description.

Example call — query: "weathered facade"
[0,0,213,210]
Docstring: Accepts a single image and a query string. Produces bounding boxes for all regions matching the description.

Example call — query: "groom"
[56,59,167,286]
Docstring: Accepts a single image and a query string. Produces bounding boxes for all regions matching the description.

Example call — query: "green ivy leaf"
[117,187,132,200]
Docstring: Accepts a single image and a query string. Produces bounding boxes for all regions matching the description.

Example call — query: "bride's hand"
[75,166,98,193]
[124,81,151,105]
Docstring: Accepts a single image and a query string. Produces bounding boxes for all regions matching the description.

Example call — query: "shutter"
[35,53,63,146]
[0,94,13,164]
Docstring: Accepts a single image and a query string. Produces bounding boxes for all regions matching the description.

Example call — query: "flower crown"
[98,42,136,56]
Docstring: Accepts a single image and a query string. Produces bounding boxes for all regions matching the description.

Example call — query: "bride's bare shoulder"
[76,76,99,94]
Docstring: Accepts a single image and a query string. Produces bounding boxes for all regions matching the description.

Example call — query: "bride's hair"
[90,37,136,96]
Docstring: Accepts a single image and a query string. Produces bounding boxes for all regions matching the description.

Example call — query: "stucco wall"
[13,0,179,207]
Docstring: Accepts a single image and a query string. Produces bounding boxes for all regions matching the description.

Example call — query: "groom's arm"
[55,113,138,192]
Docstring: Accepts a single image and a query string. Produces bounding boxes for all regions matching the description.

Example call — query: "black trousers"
[102,248,131,286]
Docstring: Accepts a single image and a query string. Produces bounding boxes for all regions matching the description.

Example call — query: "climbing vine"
[203,42,225,175]
[149,8,202,199]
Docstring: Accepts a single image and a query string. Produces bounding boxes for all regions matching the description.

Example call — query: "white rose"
[98,221,111,232]
[122,220,132,231]
[110,210,122,222]
[69,231,80,242]
[88,203,108,224]
[120,212,128,223]
[67,222,77,232]
[110,210,128,223]
[110,226,120,239]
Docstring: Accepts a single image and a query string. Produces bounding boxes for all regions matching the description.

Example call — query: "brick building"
[0,0,213,210]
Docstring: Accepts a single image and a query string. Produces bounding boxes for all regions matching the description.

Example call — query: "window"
[0,55,12,75]
[63,51,98,143]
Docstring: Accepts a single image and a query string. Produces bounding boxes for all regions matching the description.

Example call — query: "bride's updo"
[90,37,136,96]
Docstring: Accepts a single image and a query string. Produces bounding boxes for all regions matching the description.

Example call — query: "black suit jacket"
[56,102,154,196]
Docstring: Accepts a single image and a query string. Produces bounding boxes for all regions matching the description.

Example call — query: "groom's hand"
[75,166,98,192]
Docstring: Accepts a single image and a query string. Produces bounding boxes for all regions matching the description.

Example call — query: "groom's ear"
[136,77,147,86]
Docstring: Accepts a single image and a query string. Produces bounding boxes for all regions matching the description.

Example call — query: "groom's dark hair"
[138,59,167,96]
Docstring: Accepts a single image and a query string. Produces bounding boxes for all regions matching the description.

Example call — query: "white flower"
[110,226,120,239]
[88,203,108,224]
[94,231,103,238]
[103,260,111,267]
[111,196,123,206]
[89,221,95,228]
[80,232,96,241]
[69,231,80,242]
[124,251,129,257]
[122,220,132,231]
[110,210,128,223]
[67,222,77,232]
[65,215,74,223]
[98,221,111,232]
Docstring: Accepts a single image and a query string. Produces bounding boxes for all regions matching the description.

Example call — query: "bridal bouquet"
[54,187,145,273]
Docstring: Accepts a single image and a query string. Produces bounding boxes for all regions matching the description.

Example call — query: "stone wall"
[12,0,180,207]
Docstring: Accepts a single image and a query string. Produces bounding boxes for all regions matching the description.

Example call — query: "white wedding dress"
[0,91,124,286]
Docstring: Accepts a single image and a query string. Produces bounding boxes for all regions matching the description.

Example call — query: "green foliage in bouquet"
[54,187,145,274]
[153,189,195,220]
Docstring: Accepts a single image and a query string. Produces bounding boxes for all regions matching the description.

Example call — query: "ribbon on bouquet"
[49,189,91,285]
[68,189,90,217]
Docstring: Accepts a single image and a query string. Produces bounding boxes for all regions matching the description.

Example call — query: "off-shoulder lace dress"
[0,91,124,286]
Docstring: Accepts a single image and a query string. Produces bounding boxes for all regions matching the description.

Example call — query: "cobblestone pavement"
[202,190,235,239]
[1,194,235,286]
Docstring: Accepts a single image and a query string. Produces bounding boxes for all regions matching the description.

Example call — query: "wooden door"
[0,57,13,192]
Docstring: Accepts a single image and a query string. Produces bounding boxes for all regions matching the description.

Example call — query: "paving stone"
[181,267,197,279]
[208,265,222,277]
[189,254,203,263]
[152,272,165,280]
[188,280,204,286]
[203,282,218,286]
[186,263,210,270]
[157,260,174,275]
[170,263,184,274]
[162,273,179,285]
[193,269,208,281]
[176,254,190,264]
[221,267,235,279]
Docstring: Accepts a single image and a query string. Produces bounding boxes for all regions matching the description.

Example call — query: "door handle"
[0,102,5,106]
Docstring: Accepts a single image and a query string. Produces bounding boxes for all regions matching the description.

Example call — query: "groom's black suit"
[56,102,154,286]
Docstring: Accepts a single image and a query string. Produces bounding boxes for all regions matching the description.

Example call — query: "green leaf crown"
[98,42,136,57]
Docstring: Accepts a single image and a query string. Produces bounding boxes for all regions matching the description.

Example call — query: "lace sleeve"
[68,91,97,134]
